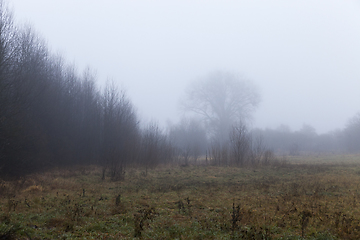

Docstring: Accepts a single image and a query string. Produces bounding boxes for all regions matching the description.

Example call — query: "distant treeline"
[252,119,360,155]
[1,2,360,179]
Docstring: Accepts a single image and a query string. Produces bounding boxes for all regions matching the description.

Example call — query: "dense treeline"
[0,2,174,178]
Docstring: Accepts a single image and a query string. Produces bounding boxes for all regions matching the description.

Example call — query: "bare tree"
[0,0,16,169]
[181,71,260,144]
[250,134,266,166]
[229,122,251,166]
[0,4,52,176]
[209,140,229,166]
[343,112,360,153]
[0,0,19,82]
[140,121,172,175]
[101,81,139,180]
[169,118,207,166]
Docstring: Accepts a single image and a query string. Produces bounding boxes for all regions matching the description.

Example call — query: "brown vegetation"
[1,155,360,239]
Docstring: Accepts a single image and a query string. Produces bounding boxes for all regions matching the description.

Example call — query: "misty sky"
[9,0,360,134]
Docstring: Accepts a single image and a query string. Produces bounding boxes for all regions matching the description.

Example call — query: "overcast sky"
[9,0,360,134]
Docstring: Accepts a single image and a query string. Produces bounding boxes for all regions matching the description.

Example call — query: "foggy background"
[10,0,360,134]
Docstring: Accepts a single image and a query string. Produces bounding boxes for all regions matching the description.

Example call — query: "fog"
[10,0,360,134]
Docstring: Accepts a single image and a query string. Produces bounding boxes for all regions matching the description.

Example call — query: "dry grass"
[1,155,360,239]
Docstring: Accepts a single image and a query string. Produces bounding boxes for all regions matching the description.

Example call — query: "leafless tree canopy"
[182,71,260,143]
[169,118,207,166]
[0,2,175,178]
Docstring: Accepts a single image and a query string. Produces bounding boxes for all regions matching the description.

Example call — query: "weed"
[231,202,242,233]
[67,203,84,222]
[7,199,19,212]
[300,210,312,237]
[175,199,185,214]
[133,206,156,237]
[111,194,127,215]
[115,194,121,206]
[23,185,43,193]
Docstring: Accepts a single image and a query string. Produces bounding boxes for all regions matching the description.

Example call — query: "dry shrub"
[23,185,43,193]
[47,178,81,191]
[111,203,128,215]
[0,181,12,196]
[46,217,74,232]
[46,217,67,228]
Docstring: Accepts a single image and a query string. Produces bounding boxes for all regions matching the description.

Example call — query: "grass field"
[1,155,360,239]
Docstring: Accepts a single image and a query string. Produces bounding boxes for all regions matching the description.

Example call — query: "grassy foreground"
[1,155,360,239]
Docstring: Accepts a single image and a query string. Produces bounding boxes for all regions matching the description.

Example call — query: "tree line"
[1,1,360,179]
[251,116,360,156]
[0,0,278,178]
[0,2,175,179]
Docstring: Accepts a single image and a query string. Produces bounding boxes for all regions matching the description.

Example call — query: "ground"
[1,154,360,239]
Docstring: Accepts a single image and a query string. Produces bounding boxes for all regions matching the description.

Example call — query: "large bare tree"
[181,71,260,144]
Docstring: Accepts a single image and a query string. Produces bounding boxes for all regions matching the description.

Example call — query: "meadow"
[1,155,360,239]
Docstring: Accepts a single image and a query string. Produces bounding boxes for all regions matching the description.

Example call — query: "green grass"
[1,155,360,239]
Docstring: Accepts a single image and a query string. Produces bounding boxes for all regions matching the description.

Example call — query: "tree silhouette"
[182,71,260,144]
